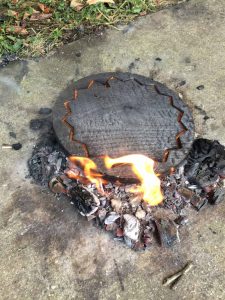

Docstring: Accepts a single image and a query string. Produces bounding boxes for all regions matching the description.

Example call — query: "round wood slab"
[53,72,194,178]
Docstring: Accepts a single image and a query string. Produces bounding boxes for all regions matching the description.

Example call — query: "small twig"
[107,24,122,31]
[111,0,128,20]
[163,261,194,288]
[31,27,37,35]
[97,8,111,23]
[169,275,183,290]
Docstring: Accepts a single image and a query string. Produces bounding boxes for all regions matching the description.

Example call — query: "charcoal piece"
[209,187,225,205]
[184,161,199,178]
[152,207,178,221]
[216,161,225,177]
[178,187,195,200]
[198,174,219,188]
[155,219,177,247]
[185,139,225,187]
[196,85,204,90]
[12,143,22,150]
[102,174,139,185]
[49,177,66,194]
[69,185,99,216]
[28,145,66,186]
[190,195,208,211]
[28,128,67,186]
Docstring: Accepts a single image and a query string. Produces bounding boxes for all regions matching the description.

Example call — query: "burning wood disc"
[53,72,194,178]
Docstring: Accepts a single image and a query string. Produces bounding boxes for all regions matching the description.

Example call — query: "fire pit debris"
[28,137,225,251]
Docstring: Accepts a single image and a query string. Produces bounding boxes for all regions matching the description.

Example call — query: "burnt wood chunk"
[53,72,194,178]
[190,195,208,211]
[185,139,225,186]
[155,219,177,247]
[209,186,225,205]
[69,185,99,216]
[178,187,195,200]
[177,187,207,211]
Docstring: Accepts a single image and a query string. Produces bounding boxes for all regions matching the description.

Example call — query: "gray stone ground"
[1,0,225,299]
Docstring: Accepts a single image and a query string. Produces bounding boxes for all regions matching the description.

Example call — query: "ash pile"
[28,135,225,251]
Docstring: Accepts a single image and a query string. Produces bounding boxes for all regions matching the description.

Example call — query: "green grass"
[0,0,179,58]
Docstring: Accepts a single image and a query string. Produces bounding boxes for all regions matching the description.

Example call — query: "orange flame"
[66,154,163,206]
[104,154,163,206]
[67,156,106,190]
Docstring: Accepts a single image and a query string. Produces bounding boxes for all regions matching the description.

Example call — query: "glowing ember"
[104,155,163,206]
[66,154,163,206]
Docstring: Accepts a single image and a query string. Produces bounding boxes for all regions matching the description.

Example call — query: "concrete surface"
[1,0,225,299]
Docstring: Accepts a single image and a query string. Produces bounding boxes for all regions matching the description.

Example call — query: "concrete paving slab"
[1,0,225,299]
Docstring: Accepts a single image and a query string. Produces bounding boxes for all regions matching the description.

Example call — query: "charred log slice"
[53,72,194,178]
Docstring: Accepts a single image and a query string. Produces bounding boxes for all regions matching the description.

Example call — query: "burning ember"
[67,156,106,190]
[67,154,163,206]
[104,155,163,206]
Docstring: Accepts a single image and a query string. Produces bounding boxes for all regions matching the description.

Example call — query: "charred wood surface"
[53,72,194,177]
